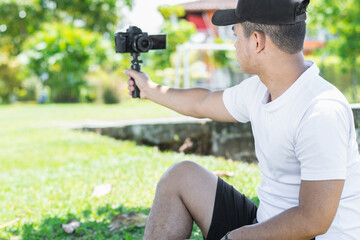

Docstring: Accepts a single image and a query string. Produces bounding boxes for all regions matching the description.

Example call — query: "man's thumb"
[124,69,141,78]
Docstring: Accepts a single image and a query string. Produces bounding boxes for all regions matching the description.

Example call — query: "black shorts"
[206,178,316,240]
[206,177,258,240]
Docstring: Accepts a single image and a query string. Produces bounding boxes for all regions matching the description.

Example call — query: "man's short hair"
[242,21,306,54]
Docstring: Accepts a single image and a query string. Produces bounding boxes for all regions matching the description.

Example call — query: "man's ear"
[252,30,266,53]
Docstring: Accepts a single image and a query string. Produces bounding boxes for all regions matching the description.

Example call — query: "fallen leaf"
[213,171,235,178]
[62,219,80,234]
[109,212,148,232]
[179,137,193,152]
[153,146,159,153]
[91,183,112,198]
[0,217,21,229]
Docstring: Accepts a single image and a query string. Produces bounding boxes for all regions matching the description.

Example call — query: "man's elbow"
[191,100,207,118]
[306,212,334,237]
[308,222,330,237]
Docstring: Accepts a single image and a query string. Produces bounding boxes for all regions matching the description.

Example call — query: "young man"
[124,0,360,239]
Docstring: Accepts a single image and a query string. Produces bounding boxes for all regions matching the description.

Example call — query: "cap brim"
[211,9,245,26]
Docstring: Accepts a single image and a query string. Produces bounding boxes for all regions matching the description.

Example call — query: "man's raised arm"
[124,69,237,122]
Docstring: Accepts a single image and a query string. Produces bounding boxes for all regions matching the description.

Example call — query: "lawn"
[0,101,260,240]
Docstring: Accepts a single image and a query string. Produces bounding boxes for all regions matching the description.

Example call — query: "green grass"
[0,102,260,239]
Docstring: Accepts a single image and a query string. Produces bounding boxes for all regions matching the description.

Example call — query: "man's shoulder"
[236,75,264,94]
[225,75,264,99]
[295,76,353,133]
[241,75,261,86]
[303,75,349,108]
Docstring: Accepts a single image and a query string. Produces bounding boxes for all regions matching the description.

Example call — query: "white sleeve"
[295,100,350,181]
[222,77,257,123]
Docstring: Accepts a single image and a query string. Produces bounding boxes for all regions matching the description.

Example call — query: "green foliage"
[313,55,359,102]
[158,4,186,20]
[103,87,120,104]
[309,0,360,62]
[85,66,126,104]
[0,53,23,103]
[147,15,196,73]
[0,0,133,103]
[161,19,196,53]
[0,103,260,239]
[53,0,131,34]
[23,23,109,102]
[0,0,44,56]
[213,37,236,68]
[0,0,132,55]
[308,0,360,101]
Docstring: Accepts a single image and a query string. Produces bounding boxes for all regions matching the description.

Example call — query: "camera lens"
[135,36,153,52]
[141,39,150,49]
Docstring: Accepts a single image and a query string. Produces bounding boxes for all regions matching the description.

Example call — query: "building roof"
[180,0,237,12]
[303,41,326,55]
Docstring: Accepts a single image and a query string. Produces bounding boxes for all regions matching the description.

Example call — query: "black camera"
[115,26,166,98]
[115,26,166,53]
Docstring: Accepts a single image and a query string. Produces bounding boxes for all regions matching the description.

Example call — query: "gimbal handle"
[131,53,142,98]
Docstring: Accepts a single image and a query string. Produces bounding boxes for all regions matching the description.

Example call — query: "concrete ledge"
[75,117,256,162]
[75,106,360,163]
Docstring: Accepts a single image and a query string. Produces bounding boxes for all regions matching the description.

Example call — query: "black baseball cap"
[212,0,309,26]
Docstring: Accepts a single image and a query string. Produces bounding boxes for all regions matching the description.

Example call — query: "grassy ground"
[0,101,260,240]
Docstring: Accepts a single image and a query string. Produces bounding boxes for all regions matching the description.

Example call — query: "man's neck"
[257,53,308,102]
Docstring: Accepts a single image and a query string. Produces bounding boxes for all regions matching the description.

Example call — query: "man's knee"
[157,160,199,193]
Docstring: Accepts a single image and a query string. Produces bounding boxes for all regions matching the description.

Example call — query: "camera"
[115,26,166,98]
[115,26,166,53]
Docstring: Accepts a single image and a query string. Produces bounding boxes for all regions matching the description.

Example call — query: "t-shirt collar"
[261,60,319,112]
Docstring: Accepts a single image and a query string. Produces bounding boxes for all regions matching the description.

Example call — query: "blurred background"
[0,0,359,105]
[0,1,359,239]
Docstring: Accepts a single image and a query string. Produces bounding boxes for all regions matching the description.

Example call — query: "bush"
[103,87,120,104]
[311,55,360,102]
[85,67,124,104]
[0,53,23,103]
[23,23,109,103]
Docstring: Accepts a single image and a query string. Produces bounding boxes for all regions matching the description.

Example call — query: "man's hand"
[124,70,157,99]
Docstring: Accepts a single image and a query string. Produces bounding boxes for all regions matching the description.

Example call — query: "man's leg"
[144,160,218,240]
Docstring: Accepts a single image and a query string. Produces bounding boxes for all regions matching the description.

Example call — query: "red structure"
[180,0,325,55]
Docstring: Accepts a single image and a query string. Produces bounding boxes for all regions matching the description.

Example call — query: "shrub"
[0,53,23,103]
[23,23,109,103]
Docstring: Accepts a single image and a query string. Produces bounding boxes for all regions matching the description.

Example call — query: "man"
[124,0,360,239]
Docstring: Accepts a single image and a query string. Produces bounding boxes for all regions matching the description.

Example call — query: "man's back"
[223,60,360,238]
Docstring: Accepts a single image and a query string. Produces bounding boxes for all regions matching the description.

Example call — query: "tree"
[308,0,360,101]
[0,0,132,55]
[0,53,23,103]
[0,0,133,102]
[0,1,44,56]
[150,18,196,69]
[142,4,196,84]
[23,23,108,102]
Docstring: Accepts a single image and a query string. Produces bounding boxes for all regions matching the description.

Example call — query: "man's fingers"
[124,69,142,79]
[126,77,135,96]
[127,79,134,86]
[124,69,149,99]
[128,85,134,91]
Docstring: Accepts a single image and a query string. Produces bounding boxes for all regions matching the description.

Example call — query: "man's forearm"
[143,83,212,118]
[226,206,322,240]
[125,70,234,121]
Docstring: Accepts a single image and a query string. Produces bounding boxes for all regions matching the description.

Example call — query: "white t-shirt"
[223,60,360,239]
